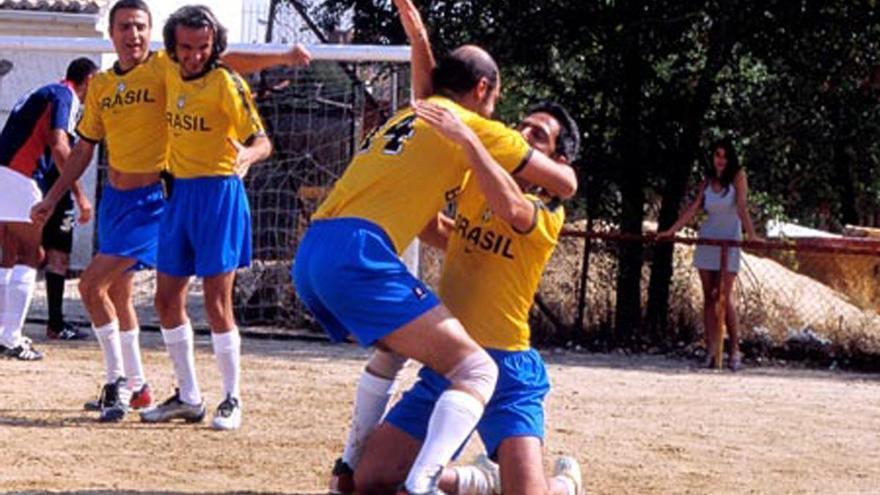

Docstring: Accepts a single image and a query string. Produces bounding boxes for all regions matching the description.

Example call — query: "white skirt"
[693,244,741,273]
[0,166,42,222]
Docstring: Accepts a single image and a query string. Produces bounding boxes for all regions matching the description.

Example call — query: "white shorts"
[0,166,42,223]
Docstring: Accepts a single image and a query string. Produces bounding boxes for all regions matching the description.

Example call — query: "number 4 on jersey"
[359,114,417,156]
[381,115,416,155]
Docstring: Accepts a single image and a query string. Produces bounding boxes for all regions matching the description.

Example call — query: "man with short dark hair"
[33,0,310,423]
[294,4,577,491]
[36,144,93,342]
[354,99,584,495]
[329,2,583,494]
[0,56,97,361]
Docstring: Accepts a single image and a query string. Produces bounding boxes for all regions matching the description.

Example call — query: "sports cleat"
[86,380,134,411]
[99,377,128,423]
[4,337,44,361]
[473,453,502,495]
[128,383,153,409]
[553,456,583,495]
[728,352,743,372]
[140,388,206,423]
[47,322,86,341]
[211,394,242,431]
[84,386,104,411]
[328,457,355,494]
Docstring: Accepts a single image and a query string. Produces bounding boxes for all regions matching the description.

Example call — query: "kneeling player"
[332,4,583,494]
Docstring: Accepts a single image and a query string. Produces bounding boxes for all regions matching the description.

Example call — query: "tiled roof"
[0,0,107,14]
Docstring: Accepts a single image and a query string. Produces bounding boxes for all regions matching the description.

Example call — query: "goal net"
[7,35,411,333]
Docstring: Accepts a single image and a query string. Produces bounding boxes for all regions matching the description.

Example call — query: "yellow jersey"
[164,66,266,178]
[313,96,532,254]
[77,51,172,174]
[438,184,565,351]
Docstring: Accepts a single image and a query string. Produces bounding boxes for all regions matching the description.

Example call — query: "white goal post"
[0,36,411,62]
[4,35,420,329]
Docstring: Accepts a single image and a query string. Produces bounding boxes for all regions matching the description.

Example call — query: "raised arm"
[658,181,706,237]
[221,43,311,75]
[394,0,435,99]
[515,151,578,199]
[734,170,758,239]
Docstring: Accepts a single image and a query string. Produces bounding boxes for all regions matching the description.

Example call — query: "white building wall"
[0,11,102,270]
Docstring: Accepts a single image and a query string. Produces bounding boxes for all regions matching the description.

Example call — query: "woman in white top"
[660,139,758,370]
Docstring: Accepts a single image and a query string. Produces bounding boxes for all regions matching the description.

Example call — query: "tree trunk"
[613,20,645,346]
[645,15,734,345]
[832,102,858,227]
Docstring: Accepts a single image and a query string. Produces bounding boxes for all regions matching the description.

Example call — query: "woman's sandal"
[728,352,743,372]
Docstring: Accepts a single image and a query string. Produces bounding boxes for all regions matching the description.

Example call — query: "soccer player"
[0,57,96,361]
[136,5,272,431]
[36,145,93,341]
[356,99,583,495]
[294,26,577,495]
[329,3,582,494]
[32,0,310,423]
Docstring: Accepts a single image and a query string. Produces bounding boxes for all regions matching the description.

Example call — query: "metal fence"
[527,229,880,367]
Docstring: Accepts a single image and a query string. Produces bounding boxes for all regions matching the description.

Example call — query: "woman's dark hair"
[163,5,228,68]
[707,138,740,189]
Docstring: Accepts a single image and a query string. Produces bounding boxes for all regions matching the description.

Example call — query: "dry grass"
[534,220,880,357]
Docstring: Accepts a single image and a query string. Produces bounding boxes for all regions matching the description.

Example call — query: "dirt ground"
[1,324,878,495]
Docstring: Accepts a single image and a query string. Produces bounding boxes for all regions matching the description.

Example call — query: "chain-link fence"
[528,228,880,368]
[233,59,409,327]
[29,2,411,331]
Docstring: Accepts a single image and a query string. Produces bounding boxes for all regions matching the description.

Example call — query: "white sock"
[406,390,484,493]
[0,265,36,348]
[341,371,397,468]
[0,267,12,347]
[211,329,241,400]
[120,328,147,391]
[92,320,125,384]
[555,475,577,495]
[454,465,494,495]
[161,322,202,405]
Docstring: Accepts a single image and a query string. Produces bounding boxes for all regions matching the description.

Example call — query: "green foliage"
[749,189,789,233]
[312,0,880,230]
[308,0,880,344]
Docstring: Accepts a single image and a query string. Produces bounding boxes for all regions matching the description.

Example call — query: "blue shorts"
[385,348,550,459]
[157,175,251,278]
[97,183,165,270]
[291,217,440,346]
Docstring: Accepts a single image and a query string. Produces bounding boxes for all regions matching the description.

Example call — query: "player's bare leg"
[359,305,498,493]
[141,273,205,424]
[107,272,152,408]
[78,254,139,421]
[0,222,44,360]
[204,270,243,430]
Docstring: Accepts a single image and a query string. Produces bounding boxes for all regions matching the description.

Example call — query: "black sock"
[46,271,66,331]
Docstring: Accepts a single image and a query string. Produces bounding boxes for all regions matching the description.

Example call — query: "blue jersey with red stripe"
[0,81,78,179]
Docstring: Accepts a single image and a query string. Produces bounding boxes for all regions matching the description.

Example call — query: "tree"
[312,0,880,346]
